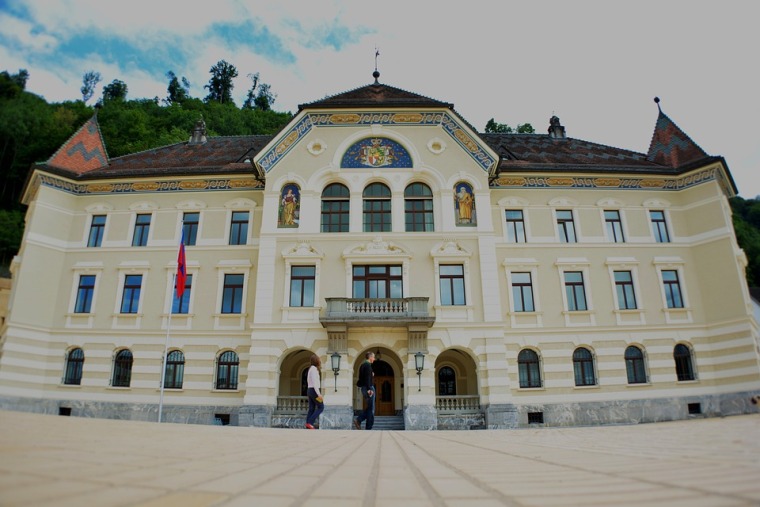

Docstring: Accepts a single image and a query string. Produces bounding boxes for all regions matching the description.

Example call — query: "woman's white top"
[307,365,321,397]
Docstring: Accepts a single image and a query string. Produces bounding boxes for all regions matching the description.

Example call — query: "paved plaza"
[1,410,759,506]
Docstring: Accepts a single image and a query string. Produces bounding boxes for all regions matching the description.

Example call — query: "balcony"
[321,297,435,328]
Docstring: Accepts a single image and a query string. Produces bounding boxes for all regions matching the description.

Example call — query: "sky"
[2,0,758,198]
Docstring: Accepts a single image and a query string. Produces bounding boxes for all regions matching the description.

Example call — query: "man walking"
[354,351,376,430]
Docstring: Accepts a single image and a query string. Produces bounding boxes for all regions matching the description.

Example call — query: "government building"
[1,74,758,429]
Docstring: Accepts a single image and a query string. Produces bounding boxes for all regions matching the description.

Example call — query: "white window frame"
[555,258,595,327]
[282,242,324,322]
[214,259,252,330]
[605,258,645,325]
[503,258,542,328]
[653,257,692,323]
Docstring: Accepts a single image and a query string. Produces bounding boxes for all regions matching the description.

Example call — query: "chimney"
[188,118,207,145]
[548,115,566,139]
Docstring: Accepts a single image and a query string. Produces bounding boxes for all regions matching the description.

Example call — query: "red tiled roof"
[647,109,709,168]
[47,115,108,173]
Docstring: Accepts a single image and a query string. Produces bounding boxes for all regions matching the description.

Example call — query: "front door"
[373,360,394,416]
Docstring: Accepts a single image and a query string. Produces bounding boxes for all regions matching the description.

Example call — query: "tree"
[204,60,238,105]
[0,69,28,99]
[81,71,101,103]
[242,73,277,111]
[102,79,128,102]
[165,71,191,105]
[485,118,535,134]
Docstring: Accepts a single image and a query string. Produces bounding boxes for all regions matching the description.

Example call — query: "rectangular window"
[614,271,637,309]
[131,214,151,247]
[172,274,192,314]
[662,270,684,308]
[511,272,535,312]
[221,274,244,314]
[556,210,577,243]
[564,271,587,311]
[74,275,96,313]
[182,212,200,246]
[229,211,249,246]
[87,215,106,247]
[505,210,526,243]
[120,274,142,314]
[363,200,391,232]
[290,266,316,307]
[604,210,625,243]
[439,264,465,305]
[352,265,402,298]
[650,210,671,243]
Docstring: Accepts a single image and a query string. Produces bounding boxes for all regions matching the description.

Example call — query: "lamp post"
[330,352,341,392]
[414,351,425,391]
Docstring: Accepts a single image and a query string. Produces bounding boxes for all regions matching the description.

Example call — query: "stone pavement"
[1,410,759,506]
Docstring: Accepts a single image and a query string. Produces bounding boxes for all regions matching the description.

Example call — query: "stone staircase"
[370,415,405,431]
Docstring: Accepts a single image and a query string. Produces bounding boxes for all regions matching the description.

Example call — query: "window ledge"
[562,310,593,315]
[106,386,132,390]
[572,384,600,390]
[625,382,651,387]
[517,386,545,391]
[58,383,82,388]
[211,389,241,393]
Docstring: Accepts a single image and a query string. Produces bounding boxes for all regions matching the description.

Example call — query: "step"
[370,415,405,430]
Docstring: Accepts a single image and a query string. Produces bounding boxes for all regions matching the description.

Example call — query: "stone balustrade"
[436,395,481,413]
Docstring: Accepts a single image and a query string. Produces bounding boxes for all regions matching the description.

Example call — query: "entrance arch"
[354,348,403,417]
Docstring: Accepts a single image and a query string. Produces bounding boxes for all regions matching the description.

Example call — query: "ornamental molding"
[343,236,411,258]
[282,241,324,259]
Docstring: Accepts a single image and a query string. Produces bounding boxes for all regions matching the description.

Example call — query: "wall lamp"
[330,352,341,392]
[414,351,425,391]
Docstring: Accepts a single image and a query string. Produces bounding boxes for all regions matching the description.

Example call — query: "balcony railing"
[321,297,434,327]
[436,395,481,413]
[276,396,308,414]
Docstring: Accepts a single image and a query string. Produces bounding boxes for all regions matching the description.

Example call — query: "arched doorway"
[373,359,395,416]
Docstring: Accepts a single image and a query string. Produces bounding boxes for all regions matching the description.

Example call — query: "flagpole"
[158,273,175,423]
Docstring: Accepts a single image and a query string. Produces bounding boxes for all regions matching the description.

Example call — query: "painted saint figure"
[455,183,475,225]
[279,185,300,227]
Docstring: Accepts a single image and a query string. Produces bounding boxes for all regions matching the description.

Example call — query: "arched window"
[438,366,456,395]
[363,183,391,232]
[404,182,433,232]
[164,350,185,389]
[112,349,133,387]
[572,347,596,386]
[216,351,239,390]
[321,183,350,232]
[625,346,647,384]
[673,344,695,381]
[64,348,84,385]
[518,349,541,388]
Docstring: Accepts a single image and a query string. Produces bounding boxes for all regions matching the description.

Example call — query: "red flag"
[176,232,187,298]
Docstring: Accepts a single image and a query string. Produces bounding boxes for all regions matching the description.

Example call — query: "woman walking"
[305,354,324,429]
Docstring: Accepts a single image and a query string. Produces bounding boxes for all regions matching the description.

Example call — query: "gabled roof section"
[299,82,453,110]
[647,98,709,168]
[47,114,109,173]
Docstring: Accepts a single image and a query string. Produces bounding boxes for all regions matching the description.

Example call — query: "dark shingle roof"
[299,82,453,110]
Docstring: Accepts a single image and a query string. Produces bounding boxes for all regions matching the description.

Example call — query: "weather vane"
[373,47,380,83]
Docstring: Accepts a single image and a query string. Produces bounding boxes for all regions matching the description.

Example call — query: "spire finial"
[654,96,662,112]
[373,47,380,84]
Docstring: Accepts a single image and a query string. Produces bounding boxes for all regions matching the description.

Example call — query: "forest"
[1,65,759,289]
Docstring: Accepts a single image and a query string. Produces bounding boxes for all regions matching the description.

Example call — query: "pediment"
[343,236,412,258]
[282,241,324,259]
[430,239,472,257]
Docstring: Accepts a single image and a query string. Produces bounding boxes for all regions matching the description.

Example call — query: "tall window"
[614,271,637,310]
[163,350,185,389]
[216,351,239,390]
[221,274,244,314]
[573,347,596,386]
[229,211,249,245]
[556,210,577,243]
[604,210,625,242]
[290,266,316,307]
[74,275,96,313]
[87,215,106,247]
[404,183,434,232]
[650,210,670,243]
[625,346,647,384]
[120,274,142,314]
[182,212,200,246]
[352,265,402,298]
[112,349,133,387]
[564,271,588,311]
[511,272,535,312]
[172,274,192,314]
[505,210,526,243]
[674,344,695,381]
[363,183,391,232]
[439,264,465,305]
[321,183,350,232]
[438,366,456,395]
[518,349,541,388]
[662,270,684,308]
[132,214,151,247]
[64,348,84,385]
